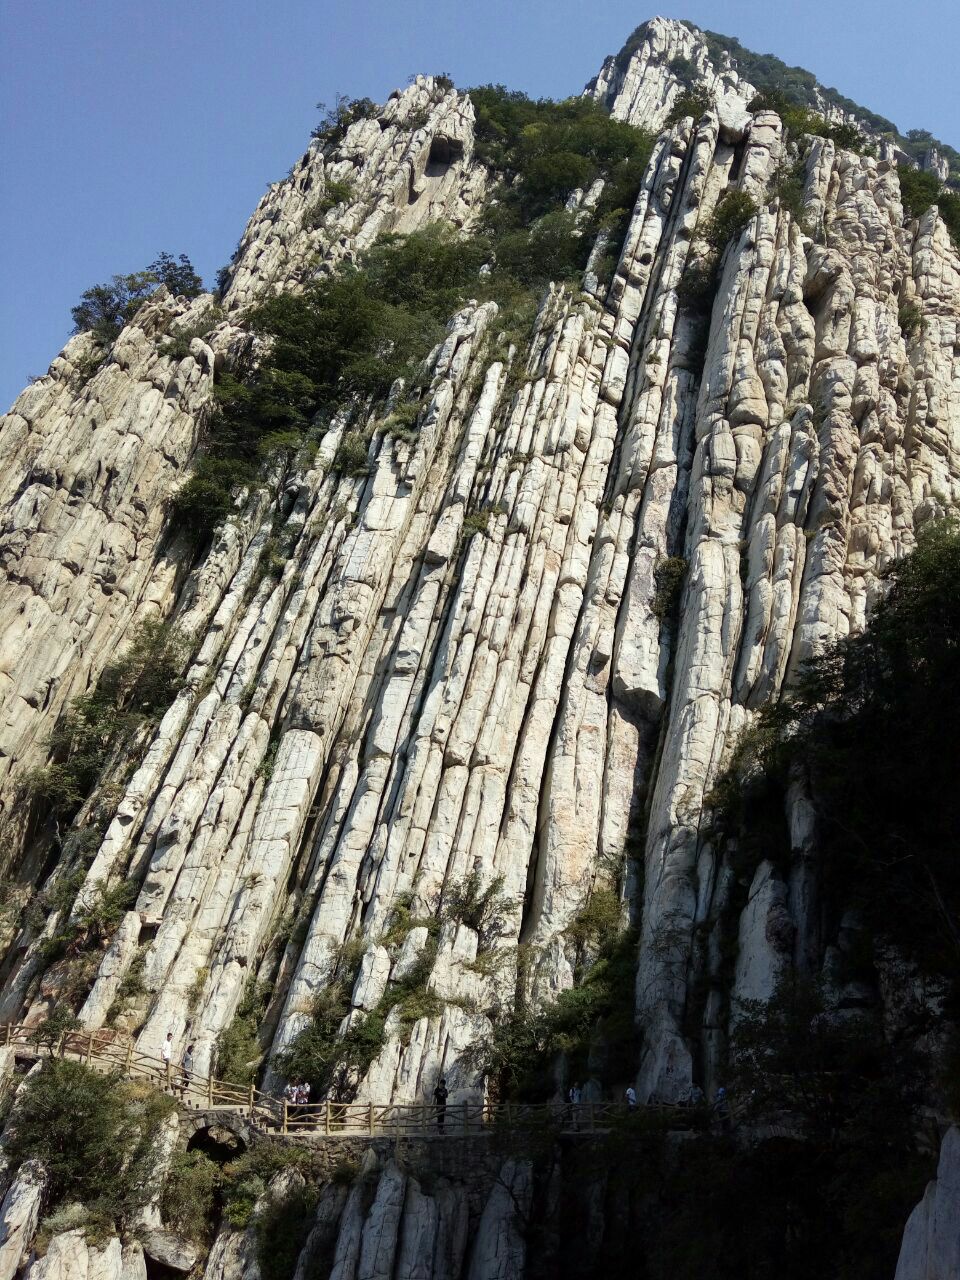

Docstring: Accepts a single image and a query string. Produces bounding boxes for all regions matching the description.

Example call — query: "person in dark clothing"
[179,1043,194,1098]
[713,1085,732,1134]
[433,1077,449,1132]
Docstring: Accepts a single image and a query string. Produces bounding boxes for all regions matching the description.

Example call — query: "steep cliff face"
[0,16,957,1279]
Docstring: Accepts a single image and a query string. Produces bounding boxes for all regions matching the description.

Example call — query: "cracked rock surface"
[0,19,957,1280]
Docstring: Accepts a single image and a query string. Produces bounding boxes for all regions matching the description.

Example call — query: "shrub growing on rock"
[161,1150,220,1243]
[27,620,185,824]
[6,1060,173,1228]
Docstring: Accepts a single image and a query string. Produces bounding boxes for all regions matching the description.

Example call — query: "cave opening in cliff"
[144,1258,189,1280]
[426,134,464,173]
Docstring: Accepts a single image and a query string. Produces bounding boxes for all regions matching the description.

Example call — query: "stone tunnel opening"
[186,1122,246,1164]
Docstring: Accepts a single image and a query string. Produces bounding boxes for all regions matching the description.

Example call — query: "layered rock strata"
[0,16,957,1277]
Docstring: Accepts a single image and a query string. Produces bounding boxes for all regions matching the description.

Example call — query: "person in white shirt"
[160,1032,173,1077]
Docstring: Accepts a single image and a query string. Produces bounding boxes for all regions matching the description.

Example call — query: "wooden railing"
[1,1023,715,1139]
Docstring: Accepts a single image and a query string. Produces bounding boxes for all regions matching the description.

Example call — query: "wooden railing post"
[368,1102,374,1135]
[207,1074,213,1108]
[248,1082,255,1112]
[125,1041,133,1073]
[4,1023,10,1047]
[325,1100,331,1136]
[282,1100,288,1135]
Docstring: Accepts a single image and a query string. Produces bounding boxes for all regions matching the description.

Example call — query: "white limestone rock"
[0,1160,45,1280]
[895,1127,960,1280]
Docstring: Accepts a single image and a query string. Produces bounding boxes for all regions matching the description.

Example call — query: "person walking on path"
[568,1081,583,1130]
[625,1085,638,1111]
[713,1085,732,1134]
[434,1077,449,1133]
[160,1032,173,1083]
[179,1043,194,1098]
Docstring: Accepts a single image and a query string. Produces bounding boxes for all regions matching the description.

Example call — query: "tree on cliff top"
[71,252,203,344]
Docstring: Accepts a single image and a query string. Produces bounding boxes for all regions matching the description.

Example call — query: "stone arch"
[181,1110,252,1160]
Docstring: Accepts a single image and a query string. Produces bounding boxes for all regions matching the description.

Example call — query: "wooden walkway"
[1,1022,705,1139]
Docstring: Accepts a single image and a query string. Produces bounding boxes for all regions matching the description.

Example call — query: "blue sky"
[2,0,957,409]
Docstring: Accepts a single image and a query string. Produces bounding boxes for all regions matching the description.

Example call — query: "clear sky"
[2,0,957,409]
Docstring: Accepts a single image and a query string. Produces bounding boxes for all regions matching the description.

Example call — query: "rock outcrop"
[895,1127,960,1280]
[0,15,957,1278]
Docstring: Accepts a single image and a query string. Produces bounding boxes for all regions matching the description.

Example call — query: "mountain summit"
[0,15,956,1280]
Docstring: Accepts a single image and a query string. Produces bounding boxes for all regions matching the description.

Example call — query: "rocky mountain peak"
[0,13,956,1279]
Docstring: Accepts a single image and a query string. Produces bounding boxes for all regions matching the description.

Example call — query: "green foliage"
[256,1181,319,1280]
[468,84,654,277]
[377,401,420,440]
[149,251,205,298]
[898,164,960,245]
[169,455,251,538]
[768,156,811,228]
[461,509,495,541]
[443,869,514,949]
[173,222,496,538]
[37,877,136,974]
[900,128,960,178]
[463,927,640,1100]
[675,257,718,313]
[221,1144,324,1228]
[6,1060,173,1229]
[563,887,622,953]
[161,1150,220,1242]
[667,56,697,87]
[676,191,758,318]
[749,89,867,152]
[274,957,375,1100]
[898,299,923,337]
[160,303,224,359]
[311,94,377,143]
[306,178,355,225]
[279,881,502,1098]
[331,430,370,476]
[73,880,136,945]
[469,88,653,216]
[179,92,657,546]
[665,89,712,126]
[651,556,688,621]
[380,892,438,948]
[700,190,759,255]
[32,1004,80,1053]
[27,620,185,824]
[70,348,108,390]
[702,28,897,134]
[71,253,203,343]
[217,978,270,1084]
[491,210,586,287]
[713,520,960,989]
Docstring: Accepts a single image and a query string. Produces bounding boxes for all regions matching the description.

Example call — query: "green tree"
[71,253,203,343]
[714,519,960,991]
[6,1060,172,1224]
